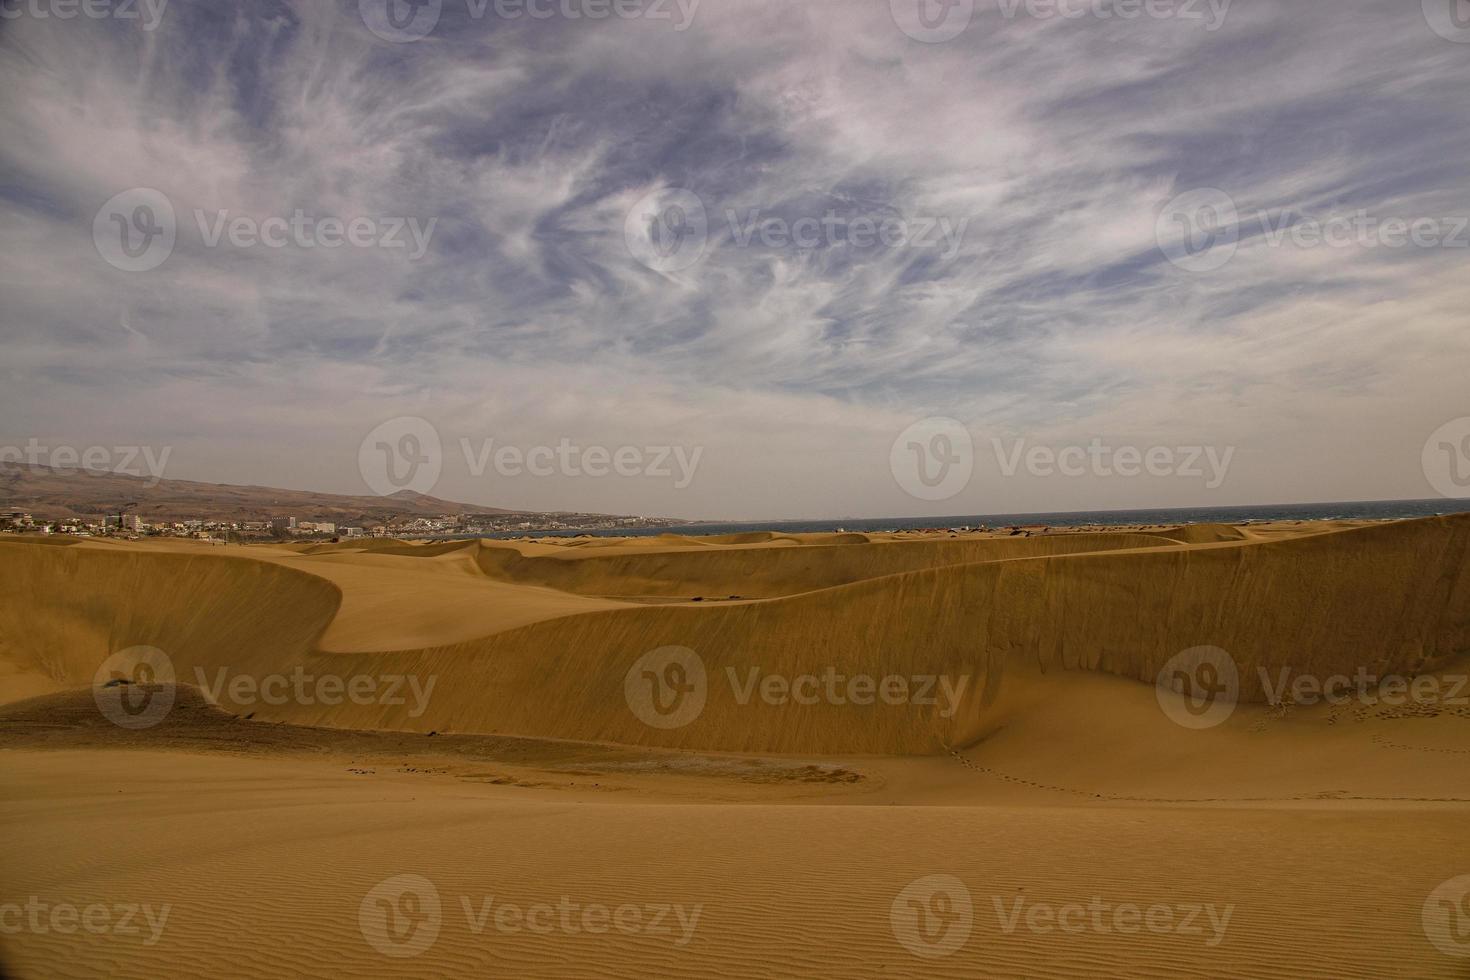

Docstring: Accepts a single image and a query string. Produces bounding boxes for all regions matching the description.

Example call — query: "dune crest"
[1,516,1467,754]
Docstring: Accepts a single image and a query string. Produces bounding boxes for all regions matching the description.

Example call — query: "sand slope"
[0,742,1466,980]
[1,516,1467,753]
[472,530,1175,598]
[0,543,338,704]
[1,517,1468,979]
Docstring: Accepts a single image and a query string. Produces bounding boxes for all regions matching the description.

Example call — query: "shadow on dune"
[1,516,1467,754]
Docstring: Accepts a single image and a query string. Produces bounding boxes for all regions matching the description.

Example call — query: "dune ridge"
[471,530,1176,598]
[0,542,339,704]
[0,516,1466,754]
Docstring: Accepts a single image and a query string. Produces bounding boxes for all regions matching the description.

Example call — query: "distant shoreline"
[408,498,1468,541]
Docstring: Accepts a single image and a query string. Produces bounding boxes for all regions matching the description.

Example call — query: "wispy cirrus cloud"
[1,0,1467,518]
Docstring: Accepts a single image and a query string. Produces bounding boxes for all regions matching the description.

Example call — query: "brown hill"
[1,462,555,524]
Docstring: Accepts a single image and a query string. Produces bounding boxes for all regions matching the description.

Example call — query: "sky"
[2,0,1469,520]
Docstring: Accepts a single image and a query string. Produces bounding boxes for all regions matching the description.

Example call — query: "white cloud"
[1,0,1467,519]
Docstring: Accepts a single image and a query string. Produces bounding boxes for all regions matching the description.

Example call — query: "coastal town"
[0,508,675,541]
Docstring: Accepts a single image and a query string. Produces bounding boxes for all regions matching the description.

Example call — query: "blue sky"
[2,0,1468,519]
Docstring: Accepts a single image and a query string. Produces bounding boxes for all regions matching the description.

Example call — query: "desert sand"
[1,516,1469,977]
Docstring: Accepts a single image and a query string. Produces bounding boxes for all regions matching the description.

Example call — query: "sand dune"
[1153,522,1251,544]
[1,515,1468,978]
[250,545,631,652]
[0,541,337,704]
[379,515,1466,753]
[471,529,1175,599]
[1,517,1468,753]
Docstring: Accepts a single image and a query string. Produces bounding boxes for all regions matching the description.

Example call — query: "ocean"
[475,498,1469,540]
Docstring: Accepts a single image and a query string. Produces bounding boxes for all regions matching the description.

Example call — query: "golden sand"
[1,517,1468,977]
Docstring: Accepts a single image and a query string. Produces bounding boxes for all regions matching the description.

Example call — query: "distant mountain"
[0,463,625,525]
